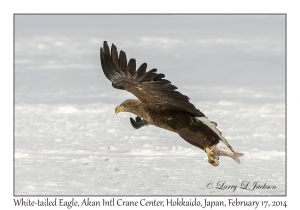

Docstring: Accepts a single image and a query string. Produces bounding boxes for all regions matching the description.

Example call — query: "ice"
[15,88,285,195]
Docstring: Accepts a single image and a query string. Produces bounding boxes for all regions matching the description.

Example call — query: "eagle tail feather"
[197,117,235,153]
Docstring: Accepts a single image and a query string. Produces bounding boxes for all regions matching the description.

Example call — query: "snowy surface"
[14,15,285,196]
[15,87,285,195]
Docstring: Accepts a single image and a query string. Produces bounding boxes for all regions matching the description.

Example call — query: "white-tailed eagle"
[100,41,243,166]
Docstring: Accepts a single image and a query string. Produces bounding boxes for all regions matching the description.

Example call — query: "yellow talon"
[205,146,218,167]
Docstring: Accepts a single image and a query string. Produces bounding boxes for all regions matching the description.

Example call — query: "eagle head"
[115,99,141,114]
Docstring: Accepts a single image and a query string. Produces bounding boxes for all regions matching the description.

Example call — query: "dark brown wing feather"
[100,41,205,117]
[174,117,233,152]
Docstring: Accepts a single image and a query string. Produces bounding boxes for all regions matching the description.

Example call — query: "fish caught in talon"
[214,147,244,164]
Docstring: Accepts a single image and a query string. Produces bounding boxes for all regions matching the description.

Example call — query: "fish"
[214,147,244,164]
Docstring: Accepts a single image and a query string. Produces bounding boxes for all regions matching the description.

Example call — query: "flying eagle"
[100,41,243,166]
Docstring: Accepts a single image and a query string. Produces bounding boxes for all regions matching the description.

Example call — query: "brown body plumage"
[100,41,243,166]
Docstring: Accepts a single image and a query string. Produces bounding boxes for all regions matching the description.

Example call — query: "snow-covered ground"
[15,86,285,195]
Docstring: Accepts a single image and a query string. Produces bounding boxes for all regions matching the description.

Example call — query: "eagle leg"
[205,146,219,167]
[130,116,149,129]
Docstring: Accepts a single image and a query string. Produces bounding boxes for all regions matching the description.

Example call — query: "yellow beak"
[115,105,123,114]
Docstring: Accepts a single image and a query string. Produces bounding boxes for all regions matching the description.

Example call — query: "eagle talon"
[205,146,218,167]
[208,159,219,167]
[213,154,219,160]
[212,160,219,167]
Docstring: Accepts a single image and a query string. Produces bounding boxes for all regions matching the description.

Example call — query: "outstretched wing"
[100,41,205,117]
